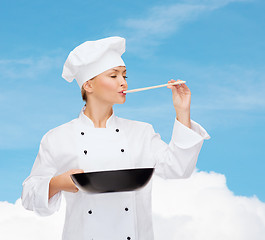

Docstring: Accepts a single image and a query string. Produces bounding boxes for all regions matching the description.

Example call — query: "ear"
[83,80,94,93]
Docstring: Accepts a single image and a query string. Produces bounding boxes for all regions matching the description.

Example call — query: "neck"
[84,100,113,128]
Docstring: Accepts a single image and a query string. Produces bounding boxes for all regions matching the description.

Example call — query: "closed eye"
[110,76,128,79]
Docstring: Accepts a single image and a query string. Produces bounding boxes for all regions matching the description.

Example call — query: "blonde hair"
[81,85,87,102]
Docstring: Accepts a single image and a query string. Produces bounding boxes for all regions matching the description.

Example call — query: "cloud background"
[1,172,265,240]
[0,0,265,239]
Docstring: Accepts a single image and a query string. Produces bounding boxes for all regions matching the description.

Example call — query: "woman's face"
[89,66,128,105]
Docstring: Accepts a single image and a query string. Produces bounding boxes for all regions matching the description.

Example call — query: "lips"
[118,90,126,96]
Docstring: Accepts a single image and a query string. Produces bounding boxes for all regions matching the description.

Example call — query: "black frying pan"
[70,168,154,193]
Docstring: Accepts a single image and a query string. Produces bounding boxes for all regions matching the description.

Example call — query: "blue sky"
[0,0,264,203]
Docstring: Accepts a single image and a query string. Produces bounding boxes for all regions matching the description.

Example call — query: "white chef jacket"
[21,106,210,240]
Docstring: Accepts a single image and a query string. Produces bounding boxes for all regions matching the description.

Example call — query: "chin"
[116,99,126,104]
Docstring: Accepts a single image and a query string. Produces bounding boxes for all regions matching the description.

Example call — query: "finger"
[167,80,173,89]
[74,169,85,174]
[168,79,183,89]
[180,83,190,91]
[172,79,184,86]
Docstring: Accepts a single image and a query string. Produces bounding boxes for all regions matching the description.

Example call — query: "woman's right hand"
[58,169,84,192]
[49,169,84,199]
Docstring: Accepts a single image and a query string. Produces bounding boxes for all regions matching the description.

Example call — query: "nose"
[119,76,127,87]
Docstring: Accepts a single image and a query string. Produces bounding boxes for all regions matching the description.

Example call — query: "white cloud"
[0,197,65,240]
[152,171,265,240]
[1,171,265,240]
[115,0,249,54]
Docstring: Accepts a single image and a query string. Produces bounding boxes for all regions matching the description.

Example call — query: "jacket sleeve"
[21,132,62,216]
[148,118,210,179]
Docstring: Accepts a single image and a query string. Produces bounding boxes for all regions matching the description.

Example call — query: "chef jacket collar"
[79,105,116,129]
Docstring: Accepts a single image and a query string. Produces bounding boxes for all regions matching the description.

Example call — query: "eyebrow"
[111,69,126,73]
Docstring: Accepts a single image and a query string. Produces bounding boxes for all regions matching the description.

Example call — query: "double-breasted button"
[116,129,119,132]
[84,150,87,155]
[81,132,84,135]
[127,237,131,240]
[125,207,129,211]
[88,210,92,214]
[121,149,124,152]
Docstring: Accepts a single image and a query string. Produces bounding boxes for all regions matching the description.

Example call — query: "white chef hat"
[62,36,126,88]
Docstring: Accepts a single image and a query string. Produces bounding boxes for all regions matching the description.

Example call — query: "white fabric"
[62,36,126,88]
[21,107,210,240]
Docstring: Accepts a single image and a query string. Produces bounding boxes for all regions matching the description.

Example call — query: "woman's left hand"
[167,79,191,128]
[167,79,191,112]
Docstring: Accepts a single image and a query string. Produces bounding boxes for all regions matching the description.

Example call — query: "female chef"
[21,36,210,240]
